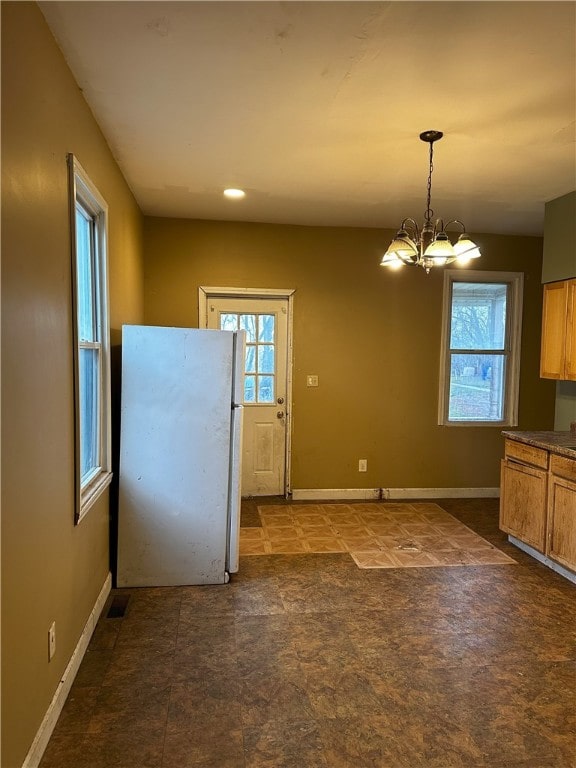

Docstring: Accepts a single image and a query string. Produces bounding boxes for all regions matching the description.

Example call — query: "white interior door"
[206,296,290,496]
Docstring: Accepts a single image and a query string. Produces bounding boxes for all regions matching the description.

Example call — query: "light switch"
[306,375,319,387]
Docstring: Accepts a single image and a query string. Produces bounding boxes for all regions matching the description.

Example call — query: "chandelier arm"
[442,219,466,233]
[400,217,420,239]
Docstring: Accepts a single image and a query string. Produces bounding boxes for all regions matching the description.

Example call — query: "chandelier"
[380,130,481,274]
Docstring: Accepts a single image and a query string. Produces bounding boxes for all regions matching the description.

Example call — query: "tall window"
[68,155,112,521]
[439,271,523,426]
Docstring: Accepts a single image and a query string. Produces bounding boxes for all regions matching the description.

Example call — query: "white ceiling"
[40,1,575,236]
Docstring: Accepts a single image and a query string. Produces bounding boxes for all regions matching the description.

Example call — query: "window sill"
[77,470,113,524]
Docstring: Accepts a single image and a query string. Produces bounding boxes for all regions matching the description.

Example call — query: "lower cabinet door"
[547,475,576,571]
[500,459,548,551]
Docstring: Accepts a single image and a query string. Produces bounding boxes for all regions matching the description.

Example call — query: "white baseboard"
[508,536,576,584]
[22,572,112,768]
[291,487,500,501]
[291,488,381,501]
[383,487,500,499]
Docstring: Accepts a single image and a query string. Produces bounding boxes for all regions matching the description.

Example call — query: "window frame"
[68,155,112,523]
[438,270,523,427]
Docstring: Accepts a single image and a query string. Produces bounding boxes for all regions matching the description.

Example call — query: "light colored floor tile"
[253,504,516,570]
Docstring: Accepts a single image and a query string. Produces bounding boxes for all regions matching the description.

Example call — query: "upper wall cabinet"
[540,279,576,381]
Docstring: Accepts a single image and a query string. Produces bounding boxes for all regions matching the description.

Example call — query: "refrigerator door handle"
[226,403,244,574]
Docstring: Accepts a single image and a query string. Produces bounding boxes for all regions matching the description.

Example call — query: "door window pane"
[220,313,238,331]
[220,312,276,404]
[258,314,275,342]
[239,314,256,342]
[245,345,256,373]
[244,375,256,402]
[258,345,274,374]
[258,376,274,403]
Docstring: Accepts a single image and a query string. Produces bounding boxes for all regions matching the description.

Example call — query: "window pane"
[76,206,96,342]
[239,314,256,342]
[450,283,507,350]
[258,375,274,403]
[220,313,237,331]
[258,314,275,343]
[258,344,274,374]
[244,375,256,403]
[79,347,100,478]
[448,353,505,421]
[245,345,256,373]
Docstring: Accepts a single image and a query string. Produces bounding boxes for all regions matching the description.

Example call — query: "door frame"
[198,286,295,496]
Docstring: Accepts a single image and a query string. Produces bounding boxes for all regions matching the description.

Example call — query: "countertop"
[502,430,576,460]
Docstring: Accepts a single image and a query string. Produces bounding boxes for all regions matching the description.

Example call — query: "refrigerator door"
[118,325,236,587]
[231,329,246,406]
[226,403,244,574]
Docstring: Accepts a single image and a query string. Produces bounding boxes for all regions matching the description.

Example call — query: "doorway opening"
[199,287,295,497]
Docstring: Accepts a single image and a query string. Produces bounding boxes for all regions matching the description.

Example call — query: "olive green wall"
[143,218,556,491]
[542,191,576,283]
[1,4,144,766]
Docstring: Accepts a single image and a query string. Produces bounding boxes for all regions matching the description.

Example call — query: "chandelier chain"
[425,141,434,224]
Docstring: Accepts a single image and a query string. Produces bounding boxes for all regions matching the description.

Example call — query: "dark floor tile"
[38,730,90,768]
[101,646,174,687]
[51,686,99,734]
[243,719,328,767]
[78,727,165,768]
[73,650,114,688]
[88,619,122,651]
[166,681,243,732]
[38,499,576,768]
[114,612,179,650]
[88,683,171,733]
[232,580,286,616]
[239,667,315,727]
[162,725,244,767]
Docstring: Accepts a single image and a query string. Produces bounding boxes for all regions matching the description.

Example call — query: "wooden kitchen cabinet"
[547,454,576,571]
[540,278,576,381]
[500,457,548,552]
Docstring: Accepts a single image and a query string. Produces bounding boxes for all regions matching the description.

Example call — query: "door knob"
[277,410,285,419]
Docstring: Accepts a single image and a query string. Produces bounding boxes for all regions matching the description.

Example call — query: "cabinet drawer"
[550,453,576,483]
[504,439,549,469]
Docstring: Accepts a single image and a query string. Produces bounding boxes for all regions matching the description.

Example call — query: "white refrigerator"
[117,325,245,587]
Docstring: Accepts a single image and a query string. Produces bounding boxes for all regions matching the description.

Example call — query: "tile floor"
[240,502,517,568]
[39,498,576,768]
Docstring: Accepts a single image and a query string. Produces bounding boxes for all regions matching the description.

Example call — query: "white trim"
[383,487,500,499]
[508,536,576,584]
[198,287,295,496]
[69,155,111,524]
[438,270,524,427]
[79,469,113,518]
[292,487,500,500]
[292,488,381,501]
[22,573,112,768]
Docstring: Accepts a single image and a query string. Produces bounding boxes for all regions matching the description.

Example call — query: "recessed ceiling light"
[223,188,245,199]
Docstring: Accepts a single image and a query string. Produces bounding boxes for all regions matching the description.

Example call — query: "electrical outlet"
[48,622,56,661]
[358,459,367,472]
